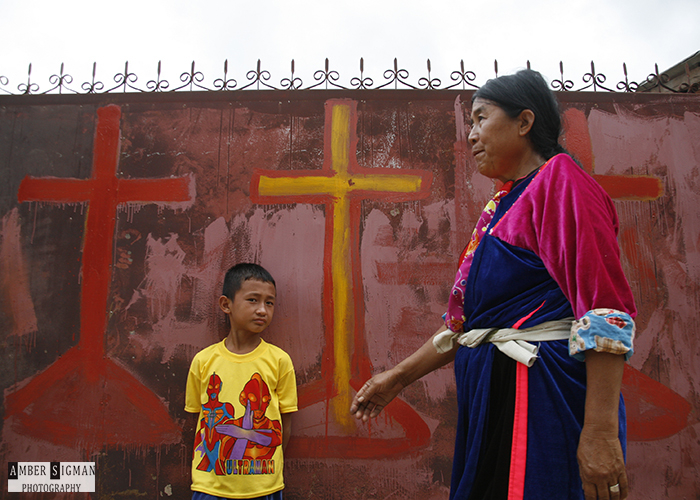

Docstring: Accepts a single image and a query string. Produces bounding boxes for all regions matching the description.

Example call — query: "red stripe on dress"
[508,362,529,500]
[512,300,546,330]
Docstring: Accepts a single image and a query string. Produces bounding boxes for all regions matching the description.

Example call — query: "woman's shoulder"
[535,153,611,199]
[541,153,588,180]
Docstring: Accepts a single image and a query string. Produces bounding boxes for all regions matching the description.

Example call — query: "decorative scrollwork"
[616,63,639,92]
[0,58,690,95]
[81,62,104,93]
[107,61,142,93]
[677,63,700,94]
[678,62,700,94]
[445,59,478,90]
[580,61,614,92]
[377,58,416,89]
[0,75,9,95]
[240,59,274,90]
[418,59,441,90]
[213,59,238,91]
[641,63,680,93]
[46,63,77,94]
[350,58,373,90]
[146,61,170,92]
[173,61,209,92]
[280,60,303,90]
[551,61,574,91]
[307,58,344,90]
[17,64,40,95]
[679,81,700,94]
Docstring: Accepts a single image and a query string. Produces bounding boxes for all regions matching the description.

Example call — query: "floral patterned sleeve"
[569,308,635,360]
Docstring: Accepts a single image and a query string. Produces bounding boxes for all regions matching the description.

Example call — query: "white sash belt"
[433,318,574,367]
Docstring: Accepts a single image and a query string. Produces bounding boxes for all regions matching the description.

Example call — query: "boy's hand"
[349,369,404,422]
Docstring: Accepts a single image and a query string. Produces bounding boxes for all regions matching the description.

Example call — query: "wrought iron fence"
[0,58,696,96]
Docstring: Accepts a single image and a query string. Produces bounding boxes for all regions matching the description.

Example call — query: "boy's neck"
[224,330,262,355]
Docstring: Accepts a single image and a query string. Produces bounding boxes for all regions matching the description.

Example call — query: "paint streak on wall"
[0,208,38,341]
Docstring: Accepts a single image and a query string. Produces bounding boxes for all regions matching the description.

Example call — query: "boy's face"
[220,279,276,335]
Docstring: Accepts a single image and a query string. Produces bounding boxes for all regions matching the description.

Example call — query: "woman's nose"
[467,126,477,145]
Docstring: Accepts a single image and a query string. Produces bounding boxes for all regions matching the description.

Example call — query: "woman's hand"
[350,324,456,422]
[577,425,628,500]
[580,350,628,499]
[350,369,405,422]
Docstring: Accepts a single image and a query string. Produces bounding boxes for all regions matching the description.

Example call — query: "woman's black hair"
[473,69,568,161]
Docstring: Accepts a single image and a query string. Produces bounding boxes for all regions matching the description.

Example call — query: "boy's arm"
[281,412,293,451]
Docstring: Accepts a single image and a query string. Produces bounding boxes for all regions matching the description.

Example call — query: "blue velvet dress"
[447,156,634,500]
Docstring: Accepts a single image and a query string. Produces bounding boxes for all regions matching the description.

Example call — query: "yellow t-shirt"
[185,339,297,499]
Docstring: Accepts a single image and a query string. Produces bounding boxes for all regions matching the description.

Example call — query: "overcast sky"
[1,0,698,94]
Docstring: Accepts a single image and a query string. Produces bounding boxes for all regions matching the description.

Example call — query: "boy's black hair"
[222,263,276,300]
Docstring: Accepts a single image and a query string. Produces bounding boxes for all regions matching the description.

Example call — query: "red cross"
[562,108,663,200]
[381,100,685,443]
[562,108,689,441]
[6,105,192,449]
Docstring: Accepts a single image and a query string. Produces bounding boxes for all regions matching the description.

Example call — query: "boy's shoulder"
[260,340,295,370]
[261,339,292,357]
[191,340,223,362]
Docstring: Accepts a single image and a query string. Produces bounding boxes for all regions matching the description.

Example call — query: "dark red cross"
[6,105,191,449]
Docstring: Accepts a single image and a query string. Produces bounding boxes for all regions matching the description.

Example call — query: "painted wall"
[0,91,698,499]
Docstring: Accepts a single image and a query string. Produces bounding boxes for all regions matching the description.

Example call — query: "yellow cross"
[251,99,432,429]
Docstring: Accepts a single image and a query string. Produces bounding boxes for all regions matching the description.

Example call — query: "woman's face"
[468,98,531,182]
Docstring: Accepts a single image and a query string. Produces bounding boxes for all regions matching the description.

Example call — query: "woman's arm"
[350,324,456,422]
[578,351,628,500]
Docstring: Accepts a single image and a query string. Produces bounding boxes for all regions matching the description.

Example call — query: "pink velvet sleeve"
[490,154,637,320]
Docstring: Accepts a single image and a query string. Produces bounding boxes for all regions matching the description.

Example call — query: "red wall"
[1,90,698,499]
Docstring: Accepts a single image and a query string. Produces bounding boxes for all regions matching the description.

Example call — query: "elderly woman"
[350,70,636,500]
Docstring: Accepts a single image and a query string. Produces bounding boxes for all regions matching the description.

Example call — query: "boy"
[186,263,297,500]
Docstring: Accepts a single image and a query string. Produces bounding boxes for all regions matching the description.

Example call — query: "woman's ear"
[518,109,536,136]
